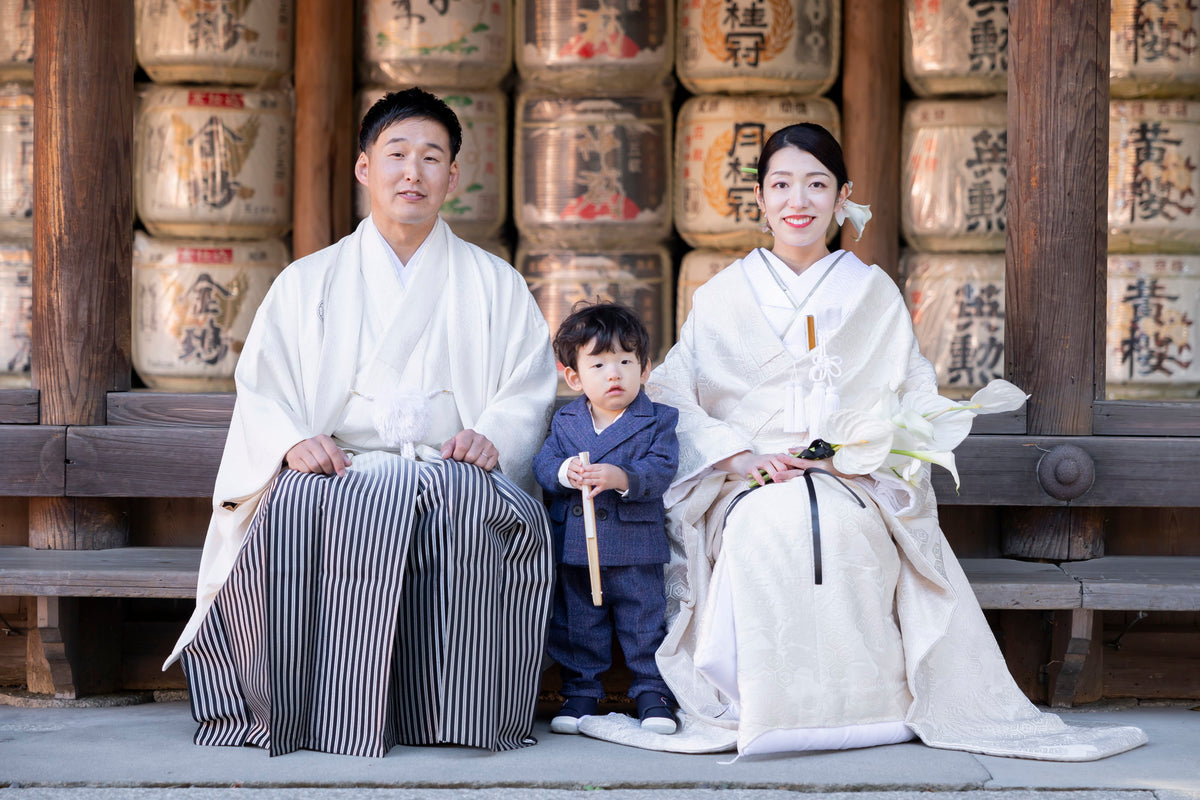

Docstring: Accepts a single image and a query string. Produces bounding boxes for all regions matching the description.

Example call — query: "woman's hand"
[769,452,861,483]
[716,450,862,484]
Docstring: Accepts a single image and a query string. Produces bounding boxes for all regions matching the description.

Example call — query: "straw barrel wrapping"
[1111,0,1200,99]
[516,0,673,92]
[676,0,839,96]
[903,0,1008,98]
[515,92,671,248]
[135,0,294,86]
[902,97,1008,253]
[0,82,32,241]
[0,241,31,388]
[356,88,508,243]
[1109,100,1200,253]
[132,233,286,392]
[675,94,839,250]
[902,251,1005,399]
[1106,254,1200,399]
[676,249,737,336]
[136,86,293,240]
[517,245,674,365]
[359,0,510,89]
[0,0,34,82]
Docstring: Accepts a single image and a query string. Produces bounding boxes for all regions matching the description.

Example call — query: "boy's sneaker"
[550,695,598,735]
[636,692,678,735]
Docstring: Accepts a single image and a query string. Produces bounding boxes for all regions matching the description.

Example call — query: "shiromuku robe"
[166,215,557,666]
[577,249,1147,761]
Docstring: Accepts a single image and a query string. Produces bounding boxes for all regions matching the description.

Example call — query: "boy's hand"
[570,462,629,498]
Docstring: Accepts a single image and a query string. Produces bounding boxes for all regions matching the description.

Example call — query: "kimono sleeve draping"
[166,216,556,667]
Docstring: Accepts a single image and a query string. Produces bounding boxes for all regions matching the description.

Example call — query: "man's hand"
[285,434,351,476]
[567,460,629,498]
[440,429,500,471]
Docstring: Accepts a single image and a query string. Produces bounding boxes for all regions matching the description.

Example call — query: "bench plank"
[1061,556,1200,611]
[0,388,38,424]
[106,392,234,427]
[0,426,66,496]
[0,546,201,598]
[958,558,1081,609]
[65,426,224,497]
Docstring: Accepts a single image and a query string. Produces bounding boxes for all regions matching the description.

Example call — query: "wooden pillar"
[840,0,901,279]
[29,0,134,696]
[1003,0,1109,563]
[292,0,356,259]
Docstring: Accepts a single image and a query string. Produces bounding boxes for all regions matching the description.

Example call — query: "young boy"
[533,302,680,736]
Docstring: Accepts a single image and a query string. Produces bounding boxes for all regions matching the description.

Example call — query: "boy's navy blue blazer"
[532,390,679,567]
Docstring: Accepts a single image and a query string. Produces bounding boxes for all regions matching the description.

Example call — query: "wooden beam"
[1063,556,1200,611]
[65,426,225,498]
[0,546,201,598]
[840,0,901,279]
[107,391,234,427]
[292,0,355,258]
[0,389,38,424]
[1094,401,1200,436]
[0,426,65,496]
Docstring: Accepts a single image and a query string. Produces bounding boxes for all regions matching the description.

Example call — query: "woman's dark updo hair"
[756,123,849,191]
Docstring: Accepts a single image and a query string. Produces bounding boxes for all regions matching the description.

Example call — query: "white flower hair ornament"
[835,182,872,242]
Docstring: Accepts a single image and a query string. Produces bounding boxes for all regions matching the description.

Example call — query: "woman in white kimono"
[579,124,1146,761]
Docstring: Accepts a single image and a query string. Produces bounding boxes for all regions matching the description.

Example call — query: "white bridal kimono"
[167,216,557,666]
[578,249,1147,761]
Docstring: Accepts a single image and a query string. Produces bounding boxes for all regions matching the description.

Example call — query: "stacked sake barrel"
[900,0,1011,398]
[513,0,675,363]
[357,0,512,253]
[672,0,842,338]
[1107,2,1200,398]
[132,1,294,391]
[0,0,33,386]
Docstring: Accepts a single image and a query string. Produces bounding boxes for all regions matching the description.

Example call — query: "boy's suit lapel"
[557,392,656,463]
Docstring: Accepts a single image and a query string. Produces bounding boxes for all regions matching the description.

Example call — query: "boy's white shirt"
[556,402,631,496]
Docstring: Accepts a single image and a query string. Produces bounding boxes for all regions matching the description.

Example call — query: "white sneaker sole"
[641,717,677,735]
[550,715,584,735]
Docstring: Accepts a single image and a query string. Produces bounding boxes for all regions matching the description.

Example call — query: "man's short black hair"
[358,87,463,161]
[553,301,651,371]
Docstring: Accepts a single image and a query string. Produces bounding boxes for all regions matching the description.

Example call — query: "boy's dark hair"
[358,87,463,161]
[554,302,651,371]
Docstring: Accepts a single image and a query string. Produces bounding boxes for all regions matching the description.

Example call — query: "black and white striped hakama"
[180,453,553,757]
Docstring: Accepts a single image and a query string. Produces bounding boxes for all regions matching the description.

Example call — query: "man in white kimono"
[166,88,558,757]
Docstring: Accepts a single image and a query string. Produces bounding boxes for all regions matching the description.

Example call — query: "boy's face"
[563,340,649,416]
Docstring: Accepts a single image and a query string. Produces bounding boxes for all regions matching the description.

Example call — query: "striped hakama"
[180,452,553,757]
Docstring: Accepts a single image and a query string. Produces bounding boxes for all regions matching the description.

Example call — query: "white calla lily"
[966,379,1030,414]
[890,447,961,490]
[823,408,894,476]
[900,392,974,451]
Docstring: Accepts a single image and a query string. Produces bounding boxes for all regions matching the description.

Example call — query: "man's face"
[355,116,459,230]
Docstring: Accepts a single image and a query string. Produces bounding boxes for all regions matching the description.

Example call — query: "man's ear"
[447,160,460,193]
[354,151,369,187]
[563,366,583,392]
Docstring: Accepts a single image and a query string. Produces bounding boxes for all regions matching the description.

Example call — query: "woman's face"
[754,146,850,263]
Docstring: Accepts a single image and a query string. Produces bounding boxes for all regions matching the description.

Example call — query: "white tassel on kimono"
[370,388,443,460]
[786,381,808,434]
[805,344,843,442]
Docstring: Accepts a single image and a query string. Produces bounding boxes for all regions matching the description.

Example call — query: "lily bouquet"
[752,379,1029,488]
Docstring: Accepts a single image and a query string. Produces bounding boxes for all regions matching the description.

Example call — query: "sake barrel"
[133,233,286,391]
[0,82,32,241]
[0,0,34,82]
[1107,254,1200,399]
[1109,100,1200,253]
[136,86,293,240]
[517,245,673,365]
[1111,0,1200,98]
[355,88,508,242]
[676,249,736,335]
[359,0,510,89]
[135,0,293,85]
[902,98,1007,253]
[675,94,840,250]
[0,242,31,388]
[902,251,1005,399]
[903,0,1008,97]
[516,0,673,92]
[677,0,839,95]
[515,91,671,248]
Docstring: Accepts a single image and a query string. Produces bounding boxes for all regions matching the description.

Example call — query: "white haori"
[166,215,557,667]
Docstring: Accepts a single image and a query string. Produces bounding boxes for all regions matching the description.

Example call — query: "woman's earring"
[760,220,772,234]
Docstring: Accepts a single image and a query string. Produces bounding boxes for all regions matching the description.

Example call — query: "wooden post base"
[25,596,123,698]
[1049,609,1103,708]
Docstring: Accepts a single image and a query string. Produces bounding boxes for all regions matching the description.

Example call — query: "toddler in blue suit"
[533,302,680,736]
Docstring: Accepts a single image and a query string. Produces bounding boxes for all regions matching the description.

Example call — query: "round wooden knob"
[1036,444,1095,501]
